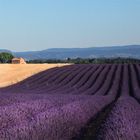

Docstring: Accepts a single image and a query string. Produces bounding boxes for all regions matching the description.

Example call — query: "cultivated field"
[0,64,140,140]
[0,64,70,88]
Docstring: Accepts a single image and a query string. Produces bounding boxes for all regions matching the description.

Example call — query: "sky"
[0,0,140,52]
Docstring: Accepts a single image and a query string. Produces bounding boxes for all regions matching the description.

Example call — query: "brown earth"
[0,64,71,88]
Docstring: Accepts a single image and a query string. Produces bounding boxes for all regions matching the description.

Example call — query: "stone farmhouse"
[12,57,26,64]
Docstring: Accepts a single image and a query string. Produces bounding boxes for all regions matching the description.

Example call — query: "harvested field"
[0,64,70,88]
[0,64,140,140]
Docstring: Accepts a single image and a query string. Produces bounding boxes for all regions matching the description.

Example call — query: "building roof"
[12,57,25,60]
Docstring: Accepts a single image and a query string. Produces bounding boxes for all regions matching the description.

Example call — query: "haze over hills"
[0,45,140,60]
[0,49,12,53]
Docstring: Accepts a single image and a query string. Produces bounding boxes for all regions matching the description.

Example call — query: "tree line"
[28,57,140,64]
[1,52,140,64]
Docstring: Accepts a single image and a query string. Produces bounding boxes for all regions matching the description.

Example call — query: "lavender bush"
[0,64,140,139]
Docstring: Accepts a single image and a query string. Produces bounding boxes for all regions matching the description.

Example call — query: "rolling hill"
[0,45,140,60]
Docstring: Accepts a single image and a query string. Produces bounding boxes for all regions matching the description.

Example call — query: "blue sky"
[0,0,140,51]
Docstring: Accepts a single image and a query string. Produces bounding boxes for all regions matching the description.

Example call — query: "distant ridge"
[1,45,140,60]
[0,49,12,53]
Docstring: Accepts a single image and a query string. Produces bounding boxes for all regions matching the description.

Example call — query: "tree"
[0,52,14,63]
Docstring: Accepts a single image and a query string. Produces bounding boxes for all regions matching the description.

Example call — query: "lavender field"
[0,64,140,140]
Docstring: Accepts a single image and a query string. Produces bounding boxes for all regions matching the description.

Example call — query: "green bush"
[0,52,14,63]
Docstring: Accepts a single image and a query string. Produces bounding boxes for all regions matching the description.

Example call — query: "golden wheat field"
[0,64,70,88]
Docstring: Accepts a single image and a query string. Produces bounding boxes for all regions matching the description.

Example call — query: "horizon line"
[1,44,140,52]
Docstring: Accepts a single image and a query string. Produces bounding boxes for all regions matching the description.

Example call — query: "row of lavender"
[0,93,113,140]
[1,64,140,98]
[0,64,140,139]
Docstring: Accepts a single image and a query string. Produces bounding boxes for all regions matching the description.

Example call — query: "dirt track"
[0,64,70,87]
